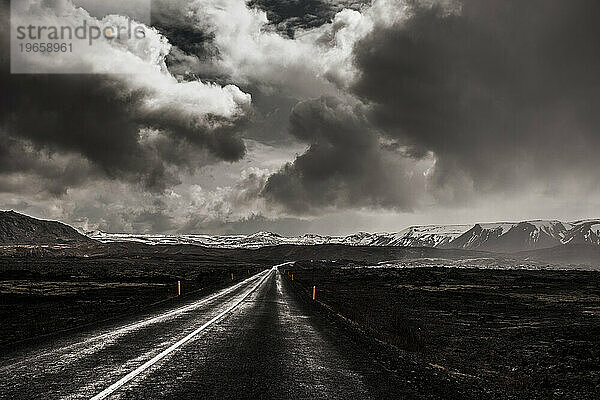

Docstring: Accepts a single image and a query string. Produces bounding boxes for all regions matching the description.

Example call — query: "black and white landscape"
[1,0,600,399]
[1,210,599,398]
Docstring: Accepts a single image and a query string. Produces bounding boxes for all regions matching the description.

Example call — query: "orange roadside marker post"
[312,286,316,300]
[178,280,181,296]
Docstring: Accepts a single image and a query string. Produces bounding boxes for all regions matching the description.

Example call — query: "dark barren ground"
[0,257,267,346]
[286,262,600,398]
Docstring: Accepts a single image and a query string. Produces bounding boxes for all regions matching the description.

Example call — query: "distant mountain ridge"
[0,210,93,245]
[87,224,469,250]
[445,220,600,252]
[0,210,597,254]
[89,219,600,253]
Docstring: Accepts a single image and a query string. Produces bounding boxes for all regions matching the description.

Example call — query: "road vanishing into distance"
[0,265,424,399]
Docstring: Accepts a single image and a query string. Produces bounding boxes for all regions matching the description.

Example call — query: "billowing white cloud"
[178,0,424,97]
[12,0,251,117]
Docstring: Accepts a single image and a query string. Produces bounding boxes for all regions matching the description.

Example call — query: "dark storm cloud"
[152,0,217,60]
[0,134,99,196]
[138,103,248,162]
[2,75,146,176]
[151,0,225,79]
[0,72,247,192]
[249,0,369,37]
[261,0,600,215]
[352,0,600,196]
[249,0,333,37]
[262,96,418,213]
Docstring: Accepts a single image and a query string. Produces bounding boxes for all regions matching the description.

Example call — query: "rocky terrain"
[0,211,94,245]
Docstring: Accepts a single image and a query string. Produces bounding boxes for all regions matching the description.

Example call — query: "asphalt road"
[0,265,423,399]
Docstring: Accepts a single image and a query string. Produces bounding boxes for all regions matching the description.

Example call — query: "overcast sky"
[1,0,599,235]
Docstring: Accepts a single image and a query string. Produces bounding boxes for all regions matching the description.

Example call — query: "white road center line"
[89,268,274,400]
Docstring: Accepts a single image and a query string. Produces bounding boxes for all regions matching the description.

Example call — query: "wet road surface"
[0,265,420,399]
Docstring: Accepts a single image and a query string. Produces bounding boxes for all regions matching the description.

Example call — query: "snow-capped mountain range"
[88,219,600,253]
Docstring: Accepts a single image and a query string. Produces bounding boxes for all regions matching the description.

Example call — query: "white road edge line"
[89,267,275,400]
[1,268,267,372]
